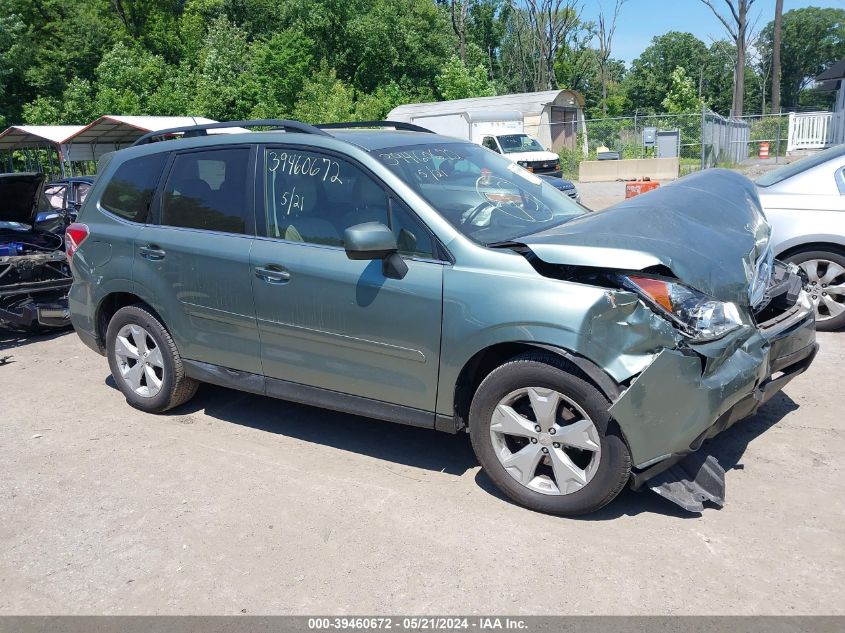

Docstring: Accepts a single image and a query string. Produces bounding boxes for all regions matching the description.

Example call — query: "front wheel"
[106,304,198,412]
[785,248,845,331]
[469,353,631,516]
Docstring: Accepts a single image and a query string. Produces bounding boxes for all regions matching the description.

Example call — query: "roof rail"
[132,119,331,146]
[315,120,434,133]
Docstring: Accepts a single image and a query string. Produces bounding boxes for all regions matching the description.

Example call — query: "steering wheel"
[464,176,553,225]
[463,199,498,226]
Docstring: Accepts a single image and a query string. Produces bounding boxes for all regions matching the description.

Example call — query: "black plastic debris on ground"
[647,453,726,513]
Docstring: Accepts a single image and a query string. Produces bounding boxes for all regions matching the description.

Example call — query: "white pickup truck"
[386,109,562,177]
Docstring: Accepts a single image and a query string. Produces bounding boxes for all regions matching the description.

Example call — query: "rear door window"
[100,153,168,222]
[160,148,251,234]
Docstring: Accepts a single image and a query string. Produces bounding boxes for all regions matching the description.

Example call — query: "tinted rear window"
[161,148,251,234]
[100,153,167,222]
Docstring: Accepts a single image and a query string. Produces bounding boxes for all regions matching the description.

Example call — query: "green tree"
[292,65,356,123]
[61,78,97,123]
[353,81,416,119]
[625,31,709,113]
[554,24,596,96]
[0,13,23,99]
[700,40,735,114]
[178,0,226,65]
[193,17,258,120]
[250,29,313,117]
[21,96,62,125]
[148,63,198,116]
[341,0,455,95]
[0,0,116,124]
[758,7,845,109]
[467,0,509,80]
[108,0,183,61]
[435,55,496,100]
[662,67,702,113]
[93,42,169,114]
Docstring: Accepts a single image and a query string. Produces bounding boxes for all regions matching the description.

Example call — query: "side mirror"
[343,222,408,280]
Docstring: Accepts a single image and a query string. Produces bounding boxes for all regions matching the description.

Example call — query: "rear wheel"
[785,248,845,331]
[469,353,631,516]
[106,304,198,412]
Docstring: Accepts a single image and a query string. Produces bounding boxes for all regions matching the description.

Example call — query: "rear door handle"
[255,265,291,284]
[139,245,166,260]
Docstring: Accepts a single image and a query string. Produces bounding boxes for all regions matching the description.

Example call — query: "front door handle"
[255,265,291,284]
[139,244,166,260]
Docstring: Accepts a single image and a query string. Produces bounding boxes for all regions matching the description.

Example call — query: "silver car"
[757,144,845,330]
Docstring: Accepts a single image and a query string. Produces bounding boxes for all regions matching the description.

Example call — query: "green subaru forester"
[67,120,818,515]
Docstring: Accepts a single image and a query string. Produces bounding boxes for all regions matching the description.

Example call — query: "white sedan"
[757,144,845,331]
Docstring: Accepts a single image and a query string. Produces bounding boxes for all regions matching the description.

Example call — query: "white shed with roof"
[387,90,584,151]
[64,116,223,161]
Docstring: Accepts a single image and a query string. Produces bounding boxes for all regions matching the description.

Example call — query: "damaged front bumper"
[607,273,817,510]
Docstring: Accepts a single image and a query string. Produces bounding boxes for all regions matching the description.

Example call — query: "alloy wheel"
[799,258,845,323]
[489,387,601,495]
[113,324,165,398]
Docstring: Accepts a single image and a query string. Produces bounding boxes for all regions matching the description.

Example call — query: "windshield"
[374,142,584,245]
[497,134,545,154]
[756,144,845,187]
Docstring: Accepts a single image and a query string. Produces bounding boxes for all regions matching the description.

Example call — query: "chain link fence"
[739,112,789,159]
[701,109,750,168]
[549,109,793,180]
[580,113,702,161]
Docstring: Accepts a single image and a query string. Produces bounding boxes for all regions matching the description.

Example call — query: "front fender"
[437,265,681,416]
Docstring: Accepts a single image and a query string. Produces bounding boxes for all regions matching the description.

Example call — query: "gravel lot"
[573,159,794,212]
[575,181,627,210]
[1,327,843,615]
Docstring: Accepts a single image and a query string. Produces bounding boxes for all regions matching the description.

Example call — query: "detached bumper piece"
[648,453,725,513]
[0,249,72,330]
[0,298,70,329]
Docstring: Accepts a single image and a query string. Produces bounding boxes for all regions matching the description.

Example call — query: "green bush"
[748,117,788,157]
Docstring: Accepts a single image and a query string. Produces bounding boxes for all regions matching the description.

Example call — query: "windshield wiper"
[485,240,523,249]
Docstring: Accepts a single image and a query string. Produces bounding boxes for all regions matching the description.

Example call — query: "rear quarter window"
[100,153,168,222]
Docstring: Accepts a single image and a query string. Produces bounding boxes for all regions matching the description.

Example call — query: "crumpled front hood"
[519,169,771,307]
[0,173,47,225]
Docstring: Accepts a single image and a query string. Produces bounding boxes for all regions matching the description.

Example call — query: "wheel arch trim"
[774,237,845,260]
[449,340,624,432]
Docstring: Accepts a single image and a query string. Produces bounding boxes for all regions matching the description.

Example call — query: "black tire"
[785,248,845,332]
[105,304,198,413]
[469,352,631,516]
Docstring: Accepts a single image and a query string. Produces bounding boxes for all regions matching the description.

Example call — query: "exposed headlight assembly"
[749,246,774,308]
[623,275,744,341]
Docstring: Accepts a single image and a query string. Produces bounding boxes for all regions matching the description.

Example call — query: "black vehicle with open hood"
[0,172,72,330]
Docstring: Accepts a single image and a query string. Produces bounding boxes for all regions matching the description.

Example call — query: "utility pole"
[771,0,783,113]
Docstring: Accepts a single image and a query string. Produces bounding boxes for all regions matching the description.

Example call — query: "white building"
[387,90,585,151]
[787,60,845,152]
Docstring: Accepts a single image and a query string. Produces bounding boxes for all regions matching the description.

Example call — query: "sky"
[580,0,845,64]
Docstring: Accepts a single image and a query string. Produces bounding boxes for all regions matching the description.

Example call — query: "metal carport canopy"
[0,125,85,152]
[64,115,225,161]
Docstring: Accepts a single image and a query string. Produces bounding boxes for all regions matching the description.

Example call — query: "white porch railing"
[787,111,845,151]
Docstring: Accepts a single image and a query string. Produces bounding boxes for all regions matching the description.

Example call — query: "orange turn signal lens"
[627,276,673,313]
